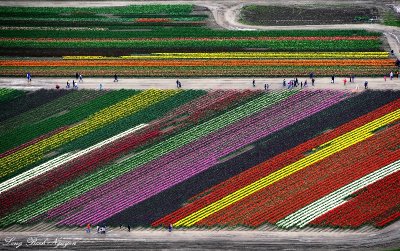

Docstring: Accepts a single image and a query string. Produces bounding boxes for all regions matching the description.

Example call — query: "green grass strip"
[0,88,26,104]
[0,40,381,51]
[0,90,296,227]
[0,90,105,135]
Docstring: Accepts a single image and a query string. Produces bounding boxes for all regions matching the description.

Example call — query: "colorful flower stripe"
[52,90,347,226]
[44,90,255,220]
[122,52,390,59]
[0,91,292,227]
[136,18,171,23]
[276,160,400,229]
[1,66,394,77]
[171,109,400,227]
[310,170,400,228]
[0,90,178,179]
[0,124,148,195]
[0,126,69,159]
[63,52,389,60]
[0,129,159,218]
[1,59,394,67]
[153,98,400,227]
[197,122,400,226]
[0,36,379,42]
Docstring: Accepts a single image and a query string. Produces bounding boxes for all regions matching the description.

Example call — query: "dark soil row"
[0,89,69,122]
[104,90,400,227]
[240,5,380,26]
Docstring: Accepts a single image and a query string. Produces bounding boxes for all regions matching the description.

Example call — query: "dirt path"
[1,77,399,91]
[0,221,399,250]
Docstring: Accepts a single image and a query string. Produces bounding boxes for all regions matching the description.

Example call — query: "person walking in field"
[252,79,256,87]
[384,75,387,82]
[26,72,31,82]
[331,75,335,83]
[86,224,91,233]
[168,223,173,232]
[66,80,70,89]
[364,81,368,89]
[312,78,315,86]
[343,78,347,86]
[75,72,79,80]
[114,74,118,82]
[304,79,308,87]
[390,71,394,80]
[176,79,180,88]
[397,71,399,79]
[282,79,286,87]
[79,74,83,82]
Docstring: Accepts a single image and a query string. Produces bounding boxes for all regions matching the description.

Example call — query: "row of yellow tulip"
[173,108,400,227]
[62,52,389,60]
[0,90,179,179]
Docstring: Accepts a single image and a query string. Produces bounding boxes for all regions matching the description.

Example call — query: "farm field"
[1,1,400,250]
[0,5,398,78]
[240,5,381,26]
[0,88,399,232]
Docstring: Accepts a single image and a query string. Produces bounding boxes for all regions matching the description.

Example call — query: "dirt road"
[0,220,399,250]
[1,77,399,91]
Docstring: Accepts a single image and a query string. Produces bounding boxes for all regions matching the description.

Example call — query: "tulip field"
[0,88,399,231]
[0,5,398,77]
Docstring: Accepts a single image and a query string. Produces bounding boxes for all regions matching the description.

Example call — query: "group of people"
[283,78,310,89]
[85,223,174,234]
[66,80,79,89]
[86,224,107,234]
[252,79,270,90]
[384,71,399,81]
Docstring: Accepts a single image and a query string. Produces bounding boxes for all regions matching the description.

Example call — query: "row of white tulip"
[276,159,400,229]
[0,124,148,194]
